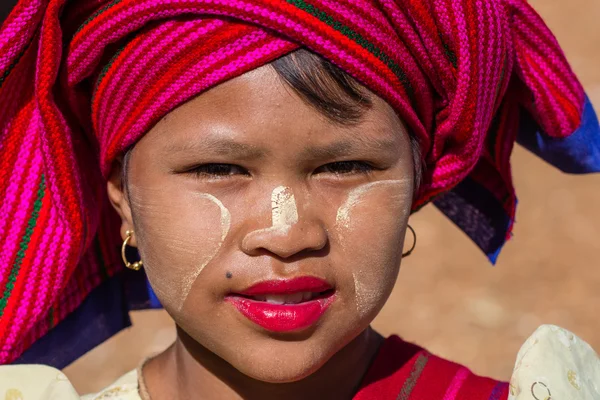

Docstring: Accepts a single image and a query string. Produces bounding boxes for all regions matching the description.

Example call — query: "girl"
[0,0,599,398]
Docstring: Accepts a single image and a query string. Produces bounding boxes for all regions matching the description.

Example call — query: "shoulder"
[508,324,600,400]
[0,364,80,399]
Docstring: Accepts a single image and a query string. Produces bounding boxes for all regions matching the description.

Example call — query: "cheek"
[130,188,230,312]
[334,180,412,319]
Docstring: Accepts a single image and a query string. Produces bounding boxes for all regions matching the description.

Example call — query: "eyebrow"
[164,136,268,160]
[164,135,398,160]
[299,137,397,160]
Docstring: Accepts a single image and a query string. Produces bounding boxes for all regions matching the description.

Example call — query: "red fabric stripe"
[91,27,150,117]
[0,177,51,342]
[524,52,580,128]
[354,336,422,399]
[353,336,507,400]
[70,0,417,121]
[407,354,460,399]
[0,103,35,224]
[91,20,199,136]
[97,19,223,145]
[300,0,424,99]
[0,136,41,297]
[103,21,254,161]
[455,373,502,400]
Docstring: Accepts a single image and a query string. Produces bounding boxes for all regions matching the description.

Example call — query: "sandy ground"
[62,0,600,393]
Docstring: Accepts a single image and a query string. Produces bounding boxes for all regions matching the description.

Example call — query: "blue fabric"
[147,277,163,309]
[435,95,599,265]
[125,268,164,311]
[433,176,514,265]
[517,95,600,173]
[13,276,132,369]
[13,269,161,368]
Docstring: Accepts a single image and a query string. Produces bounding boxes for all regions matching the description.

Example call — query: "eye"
[186,163,248,178]
[315,161,375,175]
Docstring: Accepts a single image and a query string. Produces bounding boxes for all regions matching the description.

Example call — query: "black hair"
[271,48,374,126]
[122,48,422,190]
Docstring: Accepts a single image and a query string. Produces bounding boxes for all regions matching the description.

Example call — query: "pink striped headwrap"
[0,0,598,364]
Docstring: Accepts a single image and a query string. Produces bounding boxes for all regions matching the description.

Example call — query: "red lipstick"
[226,277,335,332]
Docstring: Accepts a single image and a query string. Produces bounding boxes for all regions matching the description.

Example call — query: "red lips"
[236,276,332,296]
[225,276,335,332]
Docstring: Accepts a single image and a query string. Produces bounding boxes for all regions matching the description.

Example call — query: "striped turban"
[0,0,599,365]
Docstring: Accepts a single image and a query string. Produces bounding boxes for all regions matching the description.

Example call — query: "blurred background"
[2,0,599,394]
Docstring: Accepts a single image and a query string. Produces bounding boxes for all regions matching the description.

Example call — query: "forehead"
[141,64,406,152]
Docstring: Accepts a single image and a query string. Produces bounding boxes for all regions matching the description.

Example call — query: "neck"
[143,326,384,400]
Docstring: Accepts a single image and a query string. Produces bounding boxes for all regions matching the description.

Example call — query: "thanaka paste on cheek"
[178,193,231,311]
[128,186,230,312]
[334,179,412,318]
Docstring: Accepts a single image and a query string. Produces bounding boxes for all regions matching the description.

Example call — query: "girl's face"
[108,64,415,383]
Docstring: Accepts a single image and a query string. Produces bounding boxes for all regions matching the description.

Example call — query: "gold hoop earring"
[121,230,143,271]
[402,224,417,257]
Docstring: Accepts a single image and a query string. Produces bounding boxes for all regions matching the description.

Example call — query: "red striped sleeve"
[354,336,508,400]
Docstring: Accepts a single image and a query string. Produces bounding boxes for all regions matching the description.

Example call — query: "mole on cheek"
[226,271,233,279]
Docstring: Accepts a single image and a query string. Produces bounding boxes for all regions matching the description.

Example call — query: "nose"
[241,186,328,259]
[241,219,328,258]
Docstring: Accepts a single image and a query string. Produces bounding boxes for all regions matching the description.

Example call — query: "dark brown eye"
[315,161,374,175]
[187,164,248,178]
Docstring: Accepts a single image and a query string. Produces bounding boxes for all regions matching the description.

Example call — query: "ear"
[106,154,138,247]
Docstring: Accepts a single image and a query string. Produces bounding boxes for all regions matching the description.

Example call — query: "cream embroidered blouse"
[0,361,149,400]
[0,325,598,400]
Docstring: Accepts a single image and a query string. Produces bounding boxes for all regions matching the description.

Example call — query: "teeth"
[253,292,315,304]
[264,294,286,304]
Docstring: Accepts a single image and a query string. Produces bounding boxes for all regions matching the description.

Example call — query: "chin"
[226,338,336,383]
[234,356,327,384]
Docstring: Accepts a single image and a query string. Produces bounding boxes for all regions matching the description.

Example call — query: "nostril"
[241,219,328,259]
